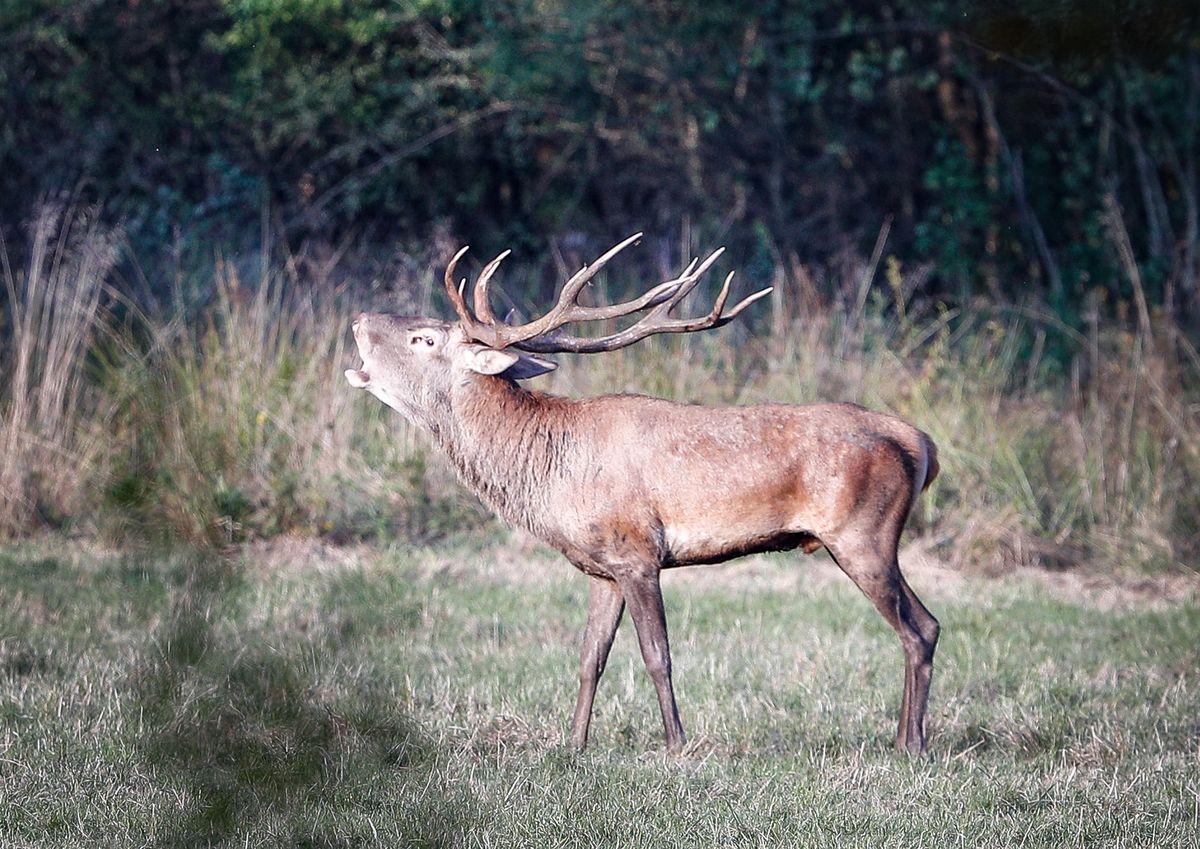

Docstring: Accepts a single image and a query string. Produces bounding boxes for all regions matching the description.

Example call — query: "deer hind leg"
[616,569,687,753]
[570,575,626,751]
[897,572,939,752]
[827,540,939,755]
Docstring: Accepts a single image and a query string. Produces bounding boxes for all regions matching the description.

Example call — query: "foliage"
[1,0,1197,317]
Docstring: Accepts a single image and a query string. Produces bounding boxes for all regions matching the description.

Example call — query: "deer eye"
[425,336,434,346]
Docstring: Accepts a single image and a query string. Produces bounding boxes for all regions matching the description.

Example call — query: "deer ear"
[501,352,557,380]
[461,346,557,380]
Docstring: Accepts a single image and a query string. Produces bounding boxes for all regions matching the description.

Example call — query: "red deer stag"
[345,233,940,754]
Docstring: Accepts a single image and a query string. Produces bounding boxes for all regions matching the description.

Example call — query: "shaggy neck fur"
[436,374,584,540]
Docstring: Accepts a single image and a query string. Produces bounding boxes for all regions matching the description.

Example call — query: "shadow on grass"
[135,551,468,847]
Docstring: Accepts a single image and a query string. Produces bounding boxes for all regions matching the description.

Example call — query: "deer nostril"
[352,314,365,334]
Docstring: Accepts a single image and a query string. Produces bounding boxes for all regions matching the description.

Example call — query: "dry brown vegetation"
[1,208,1198,575]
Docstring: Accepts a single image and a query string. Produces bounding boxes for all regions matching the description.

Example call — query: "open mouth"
[344,366,370,388]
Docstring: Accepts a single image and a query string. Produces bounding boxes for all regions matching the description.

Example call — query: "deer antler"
[443,233,772,353]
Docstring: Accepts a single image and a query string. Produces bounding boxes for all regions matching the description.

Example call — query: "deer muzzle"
[346,313,372,388]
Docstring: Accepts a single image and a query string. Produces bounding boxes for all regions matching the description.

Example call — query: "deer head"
[345,232,770,427]
[345,315,556,432]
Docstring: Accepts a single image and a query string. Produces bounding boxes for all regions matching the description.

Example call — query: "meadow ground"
[1,532,1197,848]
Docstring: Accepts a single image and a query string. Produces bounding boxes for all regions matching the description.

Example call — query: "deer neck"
[438,375,579,536]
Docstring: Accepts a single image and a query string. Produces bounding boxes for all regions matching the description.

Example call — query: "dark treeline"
[2,0,1198,323]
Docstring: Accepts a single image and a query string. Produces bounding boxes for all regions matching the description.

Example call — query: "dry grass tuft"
[1,207,117,534]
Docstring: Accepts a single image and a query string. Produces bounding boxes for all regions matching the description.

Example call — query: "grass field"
[1,533,1197,848]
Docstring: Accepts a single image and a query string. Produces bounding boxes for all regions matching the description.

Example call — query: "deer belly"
[662,521,819,566]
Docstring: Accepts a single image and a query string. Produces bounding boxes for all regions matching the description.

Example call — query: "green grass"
[2,536,1197,847]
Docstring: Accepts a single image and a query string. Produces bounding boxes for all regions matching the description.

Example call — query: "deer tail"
[918,431,939,492]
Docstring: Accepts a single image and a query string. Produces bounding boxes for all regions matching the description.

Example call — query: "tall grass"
[97,256,478,546]
[0,208,117,535]
[1,209,1196,572]
[102,261,354,543]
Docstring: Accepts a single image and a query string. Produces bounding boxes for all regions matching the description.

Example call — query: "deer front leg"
[617,569,686,753]
[570,576,625,750]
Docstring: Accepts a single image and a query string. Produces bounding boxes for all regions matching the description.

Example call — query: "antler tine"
[714,284,774,322]
[473,249,511,324]
[443,245,502,346]
[711,271,735,316]
[658,248,726,313]
[559,232,645,303]
[444,246,474,324]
